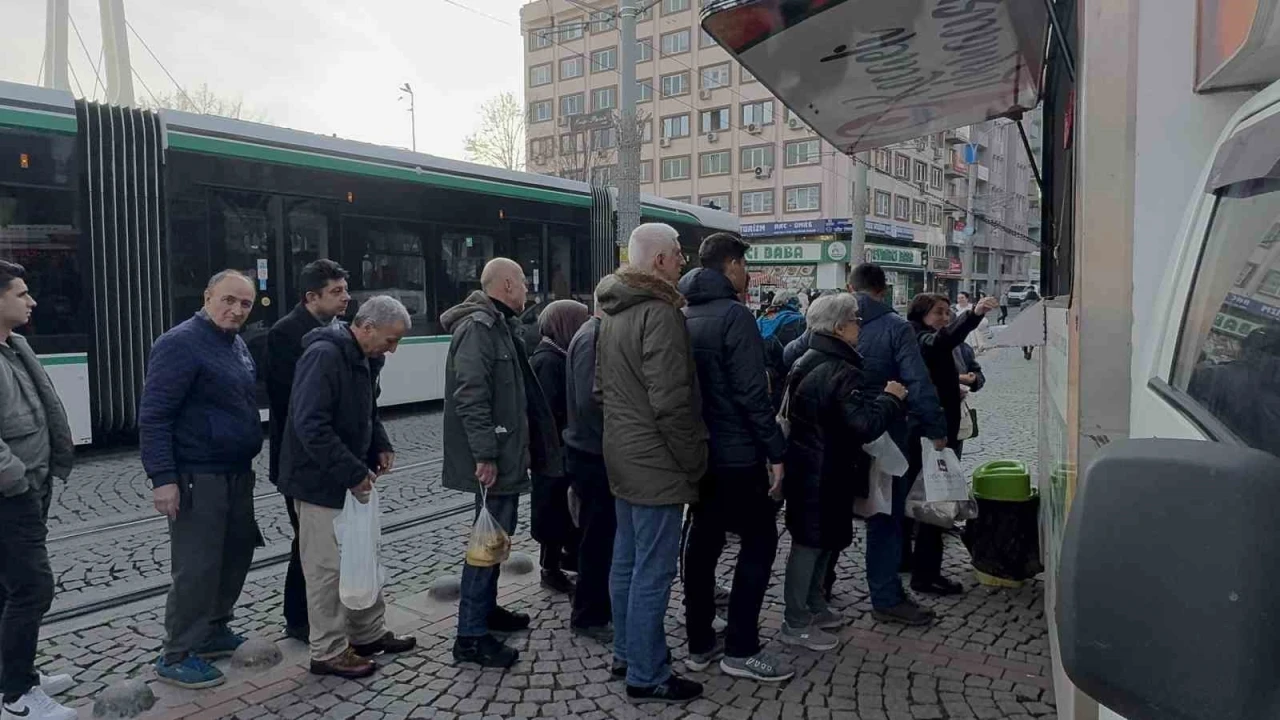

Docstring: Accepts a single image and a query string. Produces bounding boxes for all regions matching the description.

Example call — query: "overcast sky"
[1,0,527,159]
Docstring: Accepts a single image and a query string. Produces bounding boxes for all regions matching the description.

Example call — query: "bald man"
[441,257,561,668]
[139,270,265,689]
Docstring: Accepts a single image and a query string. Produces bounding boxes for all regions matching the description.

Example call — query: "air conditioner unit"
[747,123,761,135]
[659,136,671,148]
[699,89,713,100]
[787,118,802,130]
[558,116,568,127]
[706,131,718,143]
[753,165,773,179]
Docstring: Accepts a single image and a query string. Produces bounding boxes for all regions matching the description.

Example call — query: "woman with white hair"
[779,293,909,650]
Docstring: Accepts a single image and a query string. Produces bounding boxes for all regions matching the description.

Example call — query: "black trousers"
[568,449,615,629]
[683,465,779,659]
[902,441,964,583]
[283,495,309,631]
[0,490,54,700]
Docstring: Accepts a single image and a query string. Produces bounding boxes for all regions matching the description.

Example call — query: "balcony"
[945,126,970,144]
[974,164,990,183]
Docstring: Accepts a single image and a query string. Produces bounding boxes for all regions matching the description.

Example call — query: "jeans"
[902,440,963,584]
[612,499,682,688]
[457,491,520,638]
[164,473,260,662]
[783,544,831,628]
[568,450,615,630]
[283,495,309,632]
[865,473,913,609]
[683,466,778,658]
[0,490,54,700]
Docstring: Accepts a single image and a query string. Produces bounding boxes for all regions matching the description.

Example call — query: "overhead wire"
[124,19,196,108]
[67,13,106,99]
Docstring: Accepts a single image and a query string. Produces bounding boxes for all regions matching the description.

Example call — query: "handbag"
[957,397,979,441]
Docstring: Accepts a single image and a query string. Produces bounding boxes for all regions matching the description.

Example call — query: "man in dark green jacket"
[597,223,708,704]
[442,258,560,669]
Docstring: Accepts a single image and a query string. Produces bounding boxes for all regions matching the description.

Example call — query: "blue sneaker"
[154,655,225,689]
[195,628,247,659]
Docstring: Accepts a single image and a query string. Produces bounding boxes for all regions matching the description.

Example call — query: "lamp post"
[398,82,416,152]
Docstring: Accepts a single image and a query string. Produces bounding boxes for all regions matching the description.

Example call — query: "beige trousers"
[296,499,387,662]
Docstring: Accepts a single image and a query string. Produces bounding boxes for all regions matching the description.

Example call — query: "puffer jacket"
[595,268,707,506]
[678,267,785,468]
[0,333,74,497]
[783,332,905,550]
[852,293,947,447]
[441,291,561,496]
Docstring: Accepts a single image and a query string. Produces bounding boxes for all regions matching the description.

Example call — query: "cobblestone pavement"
[47,406,443,531]
[42,348,1055,720]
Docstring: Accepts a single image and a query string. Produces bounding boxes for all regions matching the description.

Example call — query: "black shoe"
[284,625,310,642]
[353,632,417,657]
[453,635,519,668]
[488,606,531,634]
[541,569,576,595]
[872,600,936,627]
[570,624,613,644]
[911,577,964,596]
[612,649,672,680]
[626,674,703,704]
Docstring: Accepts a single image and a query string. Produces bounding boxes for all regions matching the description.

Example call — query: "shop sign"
[746,241,851,265]
[1213,312,1267,339]
[741,217,915,240]
[865,244,923,268]
[1224,291,1280,321]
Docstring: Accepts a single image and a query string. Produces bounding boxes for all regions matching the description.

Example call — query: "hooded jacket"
[277,323,391,510]
[678,267,785,469]
[595,268,707,506]
[441,291,561,496]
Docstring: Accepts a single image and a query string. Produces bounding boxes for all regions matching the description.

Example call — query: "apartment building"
[519,0,1035,302]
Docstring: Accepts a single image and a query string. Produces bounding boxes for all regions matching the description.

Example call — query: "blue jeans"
[865,473,912,609]
[611,499,682,688]
[457,492,520,638]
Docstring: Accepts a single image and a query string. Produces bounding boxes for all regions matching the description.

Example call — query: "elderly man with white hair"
[279,295,417,680]
[441,258,561,668]
[596,223,708,704]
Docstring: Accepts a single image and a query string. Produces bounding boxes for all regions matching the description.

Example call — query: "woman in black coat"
[529,299,589,594]
[780,293,907,649]
[901,293,999,595]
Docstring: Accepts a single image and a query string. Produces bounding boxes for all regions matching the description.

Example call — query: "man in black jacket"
[677,234,792,683]
[266,259,350,642]
[279,296,416,680]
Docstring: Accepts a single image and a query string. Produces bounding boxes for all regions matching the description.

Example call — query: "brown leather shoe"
[310,647,376,678]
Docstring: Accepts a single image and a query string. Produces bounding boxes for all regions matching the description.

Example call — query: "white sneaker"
[38,674,74,697]
[2,687,77,720]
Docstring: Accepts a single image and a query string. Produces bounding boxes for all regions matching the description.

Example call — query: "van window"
[1171,177,1280,457]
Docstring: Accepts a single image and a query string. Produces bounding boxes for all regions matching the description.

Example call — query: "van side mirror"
[1058,439,1280,720]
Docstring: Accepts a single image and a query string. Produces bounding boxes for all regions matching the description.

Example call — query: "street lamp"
[398,82,416,152]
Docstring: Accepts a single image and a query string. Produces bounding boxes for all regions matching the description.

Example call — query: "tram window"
[0,185,87,354]
[1173,177,1280,458]
[439,231,496,326]
[340,216,429,336]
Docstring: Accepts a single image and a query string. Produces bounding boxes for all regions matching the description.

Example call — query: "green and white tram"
[0,80,737,445]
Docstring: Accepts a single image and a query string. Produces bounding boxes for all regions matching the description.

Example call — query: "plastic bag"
[905,477,979,529]
[855,433,909,517]
[921,439,969,502]
[465,488,511,568]
[334,487,385,611]
[957,398,978,441]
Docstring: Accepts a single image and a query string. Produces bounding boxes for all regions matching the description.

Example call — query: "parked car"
[1007,284,1038,306]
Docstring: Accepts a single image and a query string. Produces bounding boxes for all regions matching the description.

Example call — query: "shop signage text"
[865,244,923,268]
[745,241,851,265]
[740,217,915,241]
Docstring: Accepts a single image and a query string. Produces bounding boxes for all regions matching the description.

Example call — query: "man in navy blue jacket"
[139,270,265,689]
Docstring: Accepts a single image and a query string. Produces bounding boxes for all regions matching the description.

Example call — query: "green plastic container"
[972,460,1032,502]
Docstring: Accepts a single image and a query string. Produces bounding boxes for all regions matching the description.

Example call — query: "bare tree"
[141,83,268,122]
[464,92,526,171]
[526,109,650,186]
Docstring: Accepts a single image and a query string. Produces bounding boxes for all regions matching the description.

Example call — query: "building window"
[661,72,689,97]
[741,101,774,127]
[592,86,617,111]
[591,165,615,186]
[785,185,821,212]
[529,100,552,123]
[591,127,617,150]
[589,10,615,32]
[875,150,892,173]
[661,156,691,181]
[699,150,730,176]
[529,64,552,87]
[641,119,653,143]
[561,20,584,40]
[894,154,910,179]
[785,139,820,167]
[741,190,773,215]
[912,199,927,224]
[661,114,690,138]
[529,137,555,163]
[591,47,617,73]
[740,145,774,171]
[700,193,730,211]
[741,67,757,84]
[894,195,910,220]
[662,0,690,13]
[559,133,580,155]
[700,29,717,48]
[661,29,690,55]
[929,204,943,226]
[640,160,653,183]
[637,80,652,103]
[874,190,891,217]
[974,250,990,274]
[700,108,729,134]
[930,166,943,189]
[700,64,730,89]
[560,56,584,80]
[914,160,928,184]
[528,28,552,50]
[636,39,652,62]
[667,196,691,203]
[1261,270,1280,298]
[560,93,584,116]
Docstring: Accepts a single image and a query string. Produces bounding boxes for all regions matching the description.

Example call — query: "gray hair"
[806,292,861,335]
[627,223,679,270]
[206,269,253,292]
[353,295,412,330]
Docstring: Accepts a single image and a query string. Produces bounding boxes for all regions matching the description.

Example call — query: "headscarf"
[538,299,590,352]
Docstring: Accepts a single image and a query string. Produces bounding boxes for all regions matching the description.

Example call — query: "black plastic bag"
[962,495,1044,581]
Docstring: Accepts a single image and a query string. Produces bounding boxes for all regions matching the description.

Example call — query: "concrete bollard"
[92,680,155,719]
[427,575,462,602]
[231,636,283,670]
[502,551,536,575]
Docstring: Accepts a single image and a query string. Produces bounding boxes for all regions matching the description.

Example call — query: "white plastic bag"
[855,433,909,517]
[465,488,511,568]
[921,439,969,502]
[334,487,385,611]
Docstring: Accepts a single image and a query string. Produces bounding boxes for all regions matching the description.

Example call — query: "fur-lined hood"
[595,267,685,316]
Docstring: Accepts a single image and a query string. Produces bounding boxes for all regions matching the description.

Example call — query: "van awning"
[1205,110,1280,192]
[701,0,1049,152]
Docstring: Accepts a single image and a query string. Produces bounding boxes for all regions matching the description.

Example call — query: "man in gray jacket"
[441,258,560,669]
[0,260,77,720]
